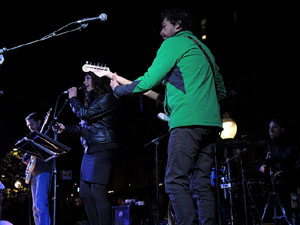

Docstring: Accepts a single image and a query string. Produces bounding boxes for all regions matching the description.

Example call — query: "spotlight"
[221,112,237,139]
[14,180,22,189]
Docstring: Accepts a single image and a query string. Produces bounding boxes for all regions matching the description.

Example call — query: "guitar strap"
[185,35,215,76]
[185,35,227,103]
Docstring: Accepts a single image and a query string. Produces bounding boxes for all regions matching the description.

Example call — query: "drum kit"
[212,138,293,225]
[166,137,295,225]
[166,138,269,225]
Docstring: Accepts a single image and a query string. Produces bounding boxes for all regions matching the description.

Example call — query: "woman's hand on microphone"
[68,87,77,99]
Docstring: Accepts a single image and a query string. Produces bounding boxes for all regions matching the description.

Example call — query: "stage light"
[221,112,237,139]
[14,180,22,189]
[201,18,207,40]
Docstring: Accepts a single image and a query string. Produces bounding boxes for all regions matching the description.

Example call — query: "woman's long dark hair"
[84,72,112,107]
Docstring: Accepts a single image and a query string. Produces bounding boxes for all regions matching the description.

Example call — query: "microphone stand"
[44,94,69,225]
[0,19,89,65]
[238,137,264,225]
[144,131,169,225]
[221,153,237,225]
[238,148,249,225]
[213,143,222,225]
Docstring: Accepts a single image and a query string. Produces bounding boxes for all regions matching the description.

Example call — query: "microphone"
[76,13,107,23]
[63,85,85,94]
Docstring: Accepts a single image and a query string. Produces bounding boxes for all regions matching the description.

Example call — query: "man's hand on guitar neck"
[110,73,120,91]
[22,153,31,165]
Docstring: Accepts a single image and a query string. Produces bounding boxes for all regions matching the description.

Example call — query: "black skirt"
[80,148,114,184]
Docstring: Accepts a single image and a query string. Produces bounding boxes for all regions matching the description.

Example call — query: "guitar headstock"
[82,62,112,78]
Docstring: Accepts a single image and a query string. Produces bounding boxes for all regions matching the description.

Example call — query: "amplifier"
[112,204,149,225]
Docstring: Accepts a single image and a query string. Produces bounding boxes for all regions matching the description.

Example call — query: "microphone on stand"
[76,13,107,23]
[62,85,85,94]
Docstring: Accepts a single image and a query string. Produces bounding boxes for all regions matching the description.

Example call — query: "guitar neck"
[82,64,163,103]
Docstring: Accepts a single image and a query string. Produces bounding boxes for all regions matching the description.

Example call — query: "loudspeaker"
[112,204,148,225]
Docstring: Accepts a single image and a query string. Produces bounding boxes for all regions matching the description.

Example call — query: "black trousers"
[165,126,219,225]
[80,181,111,225]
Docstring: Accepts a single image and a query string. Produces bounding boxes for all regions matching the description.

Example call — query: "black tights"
[80,181,111,225]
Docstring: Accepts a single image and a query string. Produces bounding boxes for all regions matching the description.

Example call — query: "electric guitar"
[24,108,52,184]
[82,62,162,103]
[25,155,36,184]
[82,63,172,122]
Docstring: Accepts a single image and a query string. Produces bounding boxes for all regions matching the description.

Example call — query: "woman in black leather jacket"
[55,71,118,225]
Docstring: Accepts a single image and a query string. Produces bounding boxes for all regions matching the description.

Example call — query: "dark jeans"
[80,181,111,225]
[165,126,218,225]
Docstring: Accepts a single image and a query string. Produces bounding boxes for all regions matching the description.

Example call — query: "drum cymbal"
[223,139,244,148]
[224,138,265,149]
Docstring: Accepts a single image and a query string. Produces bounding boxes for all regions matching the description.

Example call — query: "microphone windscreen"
[99,13,107,22]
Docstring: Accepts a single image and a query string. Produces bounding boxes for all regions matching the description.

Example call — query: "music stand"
[15,130,70,161]
[15,130,71,225]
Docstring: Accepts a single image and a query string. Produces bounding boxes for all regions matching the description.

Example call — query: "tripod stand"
[262,160,292,225]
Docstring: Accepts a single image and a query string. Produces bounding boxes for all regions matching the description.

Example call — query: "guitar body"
[25,156,36,184]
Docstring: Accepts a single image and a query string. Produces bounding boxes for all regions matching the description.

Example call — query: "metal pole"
[154,140,160,225]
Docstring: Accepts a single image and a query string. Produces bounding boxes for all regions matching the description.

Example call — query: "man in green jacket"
[111,8,226,225]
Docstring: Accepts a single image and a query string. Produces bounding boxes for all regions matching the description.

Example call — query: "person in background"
[54,71,118,225]
[22,112,52,225]
[110,8,226,225]
[259,117,300,224]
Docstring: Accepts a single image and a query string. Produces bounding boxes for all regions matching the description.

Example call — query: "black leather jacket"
[64,93,118,151]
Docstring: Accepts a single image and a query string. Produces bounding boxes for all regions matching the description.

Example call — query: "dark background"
[0,1,300,224]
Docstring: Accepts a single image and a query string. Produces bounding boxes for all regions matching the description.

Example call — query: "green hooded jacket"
[114,30,226,130]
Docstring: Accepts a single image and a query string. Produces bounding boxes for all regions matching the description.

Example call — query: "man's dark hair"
[161,8,195,31]
[25,112,42,122]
